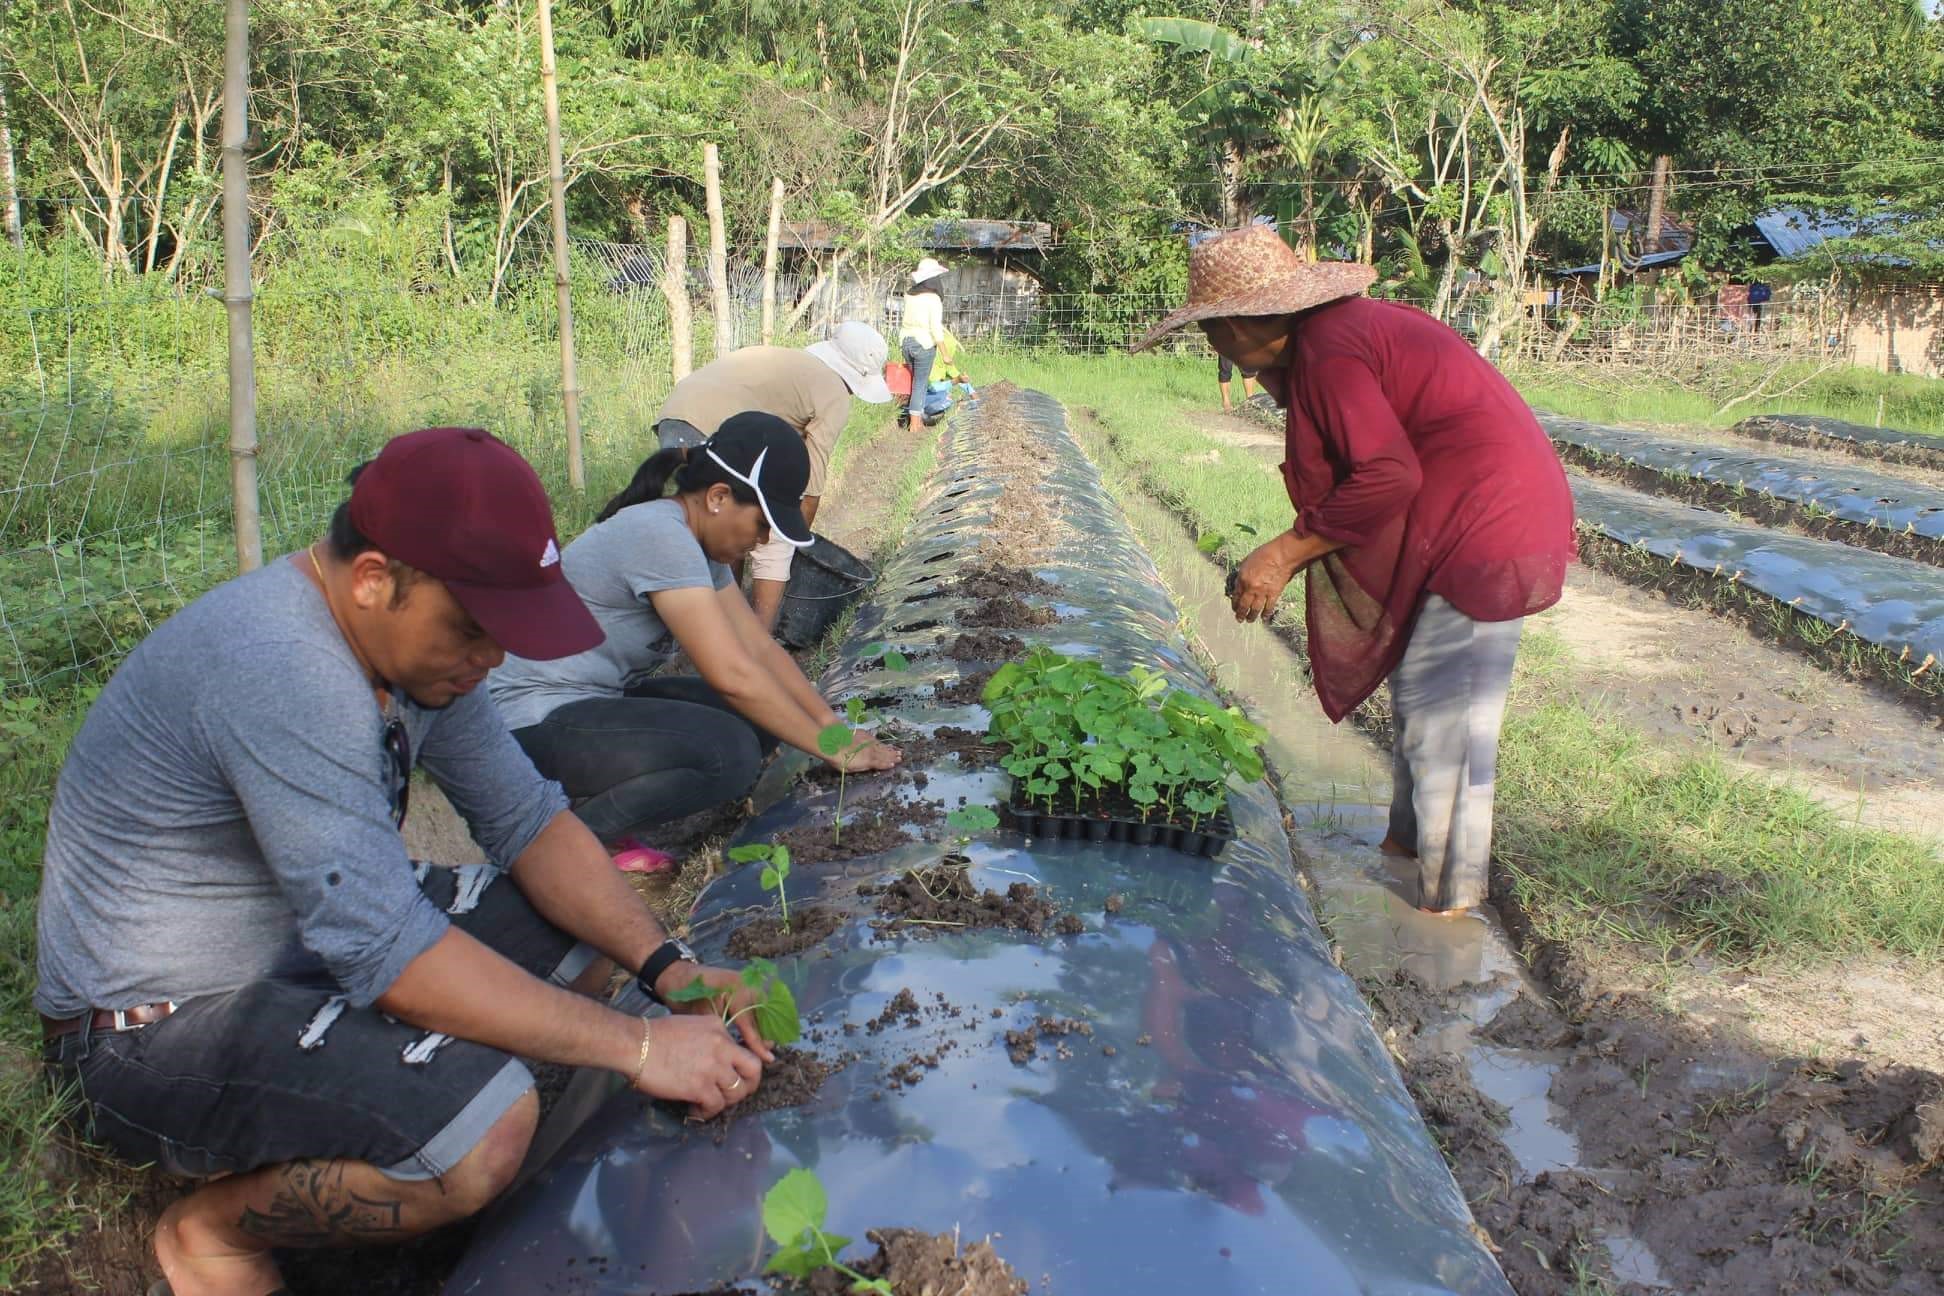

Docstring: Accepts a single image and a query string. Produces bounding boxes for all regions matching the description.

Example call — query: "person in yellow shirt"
[899,258,949,433]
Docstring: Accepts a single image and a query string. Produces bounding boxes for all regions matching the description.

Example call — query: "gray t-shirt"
[34,559,567,1018]
[488,499,732,730]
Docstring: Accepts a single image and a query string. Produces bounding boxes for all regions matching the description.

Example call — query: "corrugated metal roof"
[780,218,1051,253]
[1549,247,1690,278]
[1752,208,1875,260]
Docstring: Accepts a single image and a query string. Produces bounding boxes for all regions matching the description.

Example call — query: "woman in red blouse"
[1136,225,1574,915]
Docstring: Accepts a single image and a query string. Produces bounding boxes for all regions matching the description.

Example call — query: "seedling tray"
[1001,800,1233,858]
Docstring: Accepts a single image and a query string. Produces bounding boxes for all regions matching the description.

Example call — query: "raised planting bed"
[1733,412,1944,471]
[982,647,1262,859]
[1541,413,1944,563]
[445,387,1508,1296]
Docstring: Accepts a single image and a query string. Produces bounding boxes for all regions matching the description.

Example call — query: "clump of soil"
[865,863,1067,937]
[772,799,942,867]
[1004,1016,1095,1064]
[1481,993,1580,1051]
[868,988,923,1034]
[935,668,998,705]
[685,1046,842,1144]
[802,1229,1027,1296]
[873,721,999,766]
[959,594,1057,629]
[945,633,1023,663]
[955,566,1057,600]
[884,1037,958,1090]
[725,905,845,959]
[1104,893,1124,914]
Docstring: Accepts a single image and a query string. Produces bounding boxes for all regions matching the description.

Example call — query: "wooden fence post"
[537,0,584,491]
[221,0,261,571]
[761,177,784,345]
[703,143,733,356]
[663,215,692,383]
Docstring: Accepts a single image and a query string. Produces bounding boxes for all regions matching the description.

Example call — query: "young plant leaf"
[883,651,910,672]
[1196,531,1225,555]
[755,976,802,1045]
[817,723,854,757]
[662,975,720,1005]
[760,865,780,890]
[762,1169,827,1247]
[945,804,999,833]
[845,696,868,726]
[728,843,775,864]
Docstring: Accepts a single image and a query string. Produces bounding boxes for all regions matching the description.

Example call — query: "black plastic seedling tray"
[1002,800,1234,858]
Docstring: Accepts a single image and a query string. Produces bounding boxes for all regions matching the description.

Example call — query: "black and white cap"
[703,412,814,548]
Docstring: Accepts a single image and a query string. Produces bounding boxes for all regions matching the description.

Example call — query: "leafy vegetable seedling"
[728,841,793,929]
[862,641,911,672]
[762,1169,894,1295]
[944,804,999,839]
[664,957,802,1046]
[817,722,857,846]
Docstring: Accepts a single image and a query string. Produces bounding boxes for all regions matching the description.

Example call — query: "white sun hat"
[911,257,950,285]
[805,321,894,403]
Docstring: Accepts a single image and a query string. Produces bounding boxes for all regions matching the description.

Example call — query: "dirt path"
[1076,397,1944,1296]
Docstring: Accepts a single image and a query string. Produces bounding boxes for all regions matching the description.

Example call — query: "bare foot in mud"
[154,1198,284,1296]
[1419,906,1475,920]
[1378,835,1417,859]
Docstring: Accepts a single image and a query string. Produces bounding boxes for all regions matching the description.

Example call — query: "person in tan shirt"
[652,323,892,628]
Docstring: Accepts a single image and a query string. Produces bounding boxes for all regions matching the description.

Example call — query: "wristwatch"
[638,937,698,1006]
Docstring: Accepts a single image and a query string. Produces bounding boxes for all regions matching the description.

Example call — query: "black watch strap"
[638,938,695,1005]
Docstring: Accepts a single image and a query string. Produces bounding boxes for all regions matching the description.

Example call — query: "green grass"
[984,348,1944,966]
[1507,358,1944,438]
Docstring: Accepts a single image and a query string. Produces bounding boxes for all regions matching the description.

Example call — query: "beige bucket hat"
[1131,224,1377,353]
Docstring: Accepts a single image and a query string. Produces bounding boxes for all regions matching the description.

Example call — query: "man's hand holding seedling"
[633,957,778,1119]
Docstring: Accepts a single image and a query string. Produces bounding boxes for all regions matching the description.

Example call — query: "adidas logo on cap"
[539,538,560,568]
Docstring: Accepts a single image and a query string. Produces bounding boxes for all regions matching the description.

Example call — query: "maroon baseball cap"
[350,427,603,661]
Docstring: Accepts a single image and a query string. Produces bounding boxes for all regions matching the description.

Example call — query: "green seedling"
[664,956,802,1046]
[762,1169,893,1295]
[945,804,999,836]
[862,641,911,672]
[728,841,793,929]
[817,721,857,846]
[982,647,1265,829]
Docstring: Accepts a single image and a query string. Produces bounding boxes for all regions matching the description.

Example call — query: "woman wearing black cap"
[489,413,901,873]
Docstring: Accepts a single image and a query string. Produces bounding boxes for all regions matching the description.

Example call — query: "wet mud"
[800,1229,1028,1296]
[945,632,1024,663]
[681,1046,840,1144]
[864,862,1069,938]
[724,905,845,959]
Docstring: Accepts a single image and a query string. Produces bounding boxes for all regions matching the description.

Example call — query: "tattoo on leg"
[238,1161,408,1245]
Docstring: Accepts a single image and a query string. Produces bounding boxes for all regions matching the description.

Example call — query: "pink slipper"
[610,837,677,875]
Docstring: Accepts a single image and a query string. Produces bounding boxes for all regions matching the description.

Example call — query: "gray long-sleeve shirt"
[34,558,567,1018]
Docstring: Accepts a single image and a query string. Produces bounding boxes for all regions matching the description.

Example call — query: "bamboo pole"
[663,215,692,382]
[703,143,733,356]
[0,0,22,251]
[761,176,783,345]
[221,0,261,571]
[536,0,584,491]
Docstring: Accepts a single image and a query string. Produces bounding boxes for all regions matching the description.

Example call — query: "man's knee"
[439,1089,538,1217]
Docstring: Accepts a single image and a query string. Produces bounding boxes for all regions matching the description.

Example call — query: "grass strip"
[986,348,1944,966]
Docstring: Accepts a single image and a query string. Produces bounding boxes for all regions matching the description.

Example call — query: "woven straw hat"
[1130,225,1377,353]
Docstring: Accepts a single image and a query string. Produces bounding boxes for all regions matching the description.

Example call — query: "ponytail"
[594,443,760,525]
[595,447,687,523]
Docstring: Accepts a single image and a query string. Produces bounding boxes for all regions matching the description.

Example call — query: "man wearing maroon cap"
[36,427,774,1296]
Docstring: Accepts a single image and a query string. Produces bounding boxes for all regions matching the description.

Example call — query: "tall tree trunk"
[761,176,783,345]
[1644,153,1671,253]
[703,141,732,357]
[663,215,692,383]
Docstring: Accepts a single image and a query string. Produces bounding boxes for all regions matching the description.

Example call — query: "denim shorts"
[44,863,596,1182]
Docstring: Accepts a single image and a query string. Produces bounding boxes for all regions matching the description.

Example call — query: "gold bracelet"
[631,1018,653,1088]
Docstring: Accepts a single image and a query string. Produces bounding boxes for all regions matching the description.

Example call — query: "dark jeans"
[901,337,937,420]
[44,865,591,1181]
[511,677,778,844]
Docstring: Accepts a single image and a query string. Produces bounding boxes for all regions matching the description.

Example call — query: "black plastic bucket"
[775,535,875,648]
